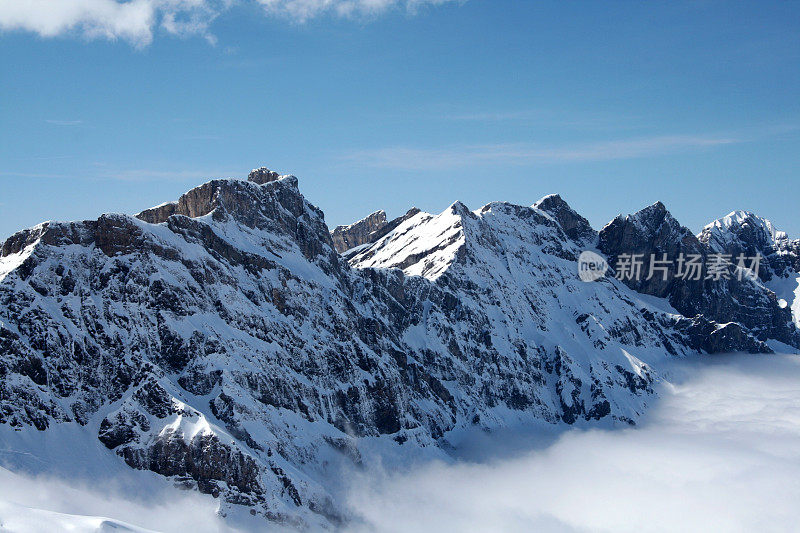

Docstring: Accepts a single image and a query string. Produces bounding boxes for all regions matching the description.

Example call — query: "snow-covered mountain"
[598,202,799,347]
[698,210,800,327]
[1,167,798,529]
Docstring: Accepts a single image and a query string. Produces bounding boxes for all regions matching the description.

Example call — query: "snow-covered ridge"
[346,202,469,279]
[696,209,800,326]
[1,167,798,529]
[700,210,787,252]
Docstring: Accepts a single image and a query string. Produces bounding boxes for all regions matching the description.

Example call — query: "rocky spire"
[247,167,282,185]
[534,193,597,247]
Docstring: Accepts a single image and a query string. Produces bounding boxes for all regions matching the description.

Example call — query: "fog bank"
[346,354,800,533]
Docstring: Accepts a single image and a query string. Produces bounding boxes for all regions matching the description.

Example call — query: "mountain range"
[1,167,798,529]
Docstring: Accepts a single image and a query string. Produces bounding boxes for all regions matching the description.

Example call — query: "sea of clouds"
[344,353,800,532]
[1,353,799,532]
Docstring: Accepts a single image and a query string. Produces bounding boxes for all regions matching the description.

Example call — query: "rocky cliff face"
[698,210,800,328]
[331,207,422,254]
[330,210,388,253]
[0,169,797,528]
[598,202,800,348]
[698,210,800,279]
[534,194,597,247]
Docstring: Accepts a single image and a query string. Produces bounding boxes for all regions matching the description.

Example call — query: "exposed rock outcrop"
[331,210,388,253]
[698,210,800,280]
[332,207,422,254]
[598,202,799,347]
[1,168,798,529]
[534,194,597,247]
[247,167,283,185]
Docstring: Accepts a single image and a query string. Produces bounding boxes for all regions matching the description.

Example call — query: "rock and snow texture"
[598,202,799,348]
[0,168,798,529]
[331,207,422,254]
[698,210,800,327]
[331,210,388,253]
[533,193,598,247]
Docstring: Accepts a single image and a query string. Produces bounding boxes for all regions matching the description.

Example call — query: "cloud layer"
[345,353,800,532]
[0,0,459,46]
[0,465,228,532]
[0,354,797,532]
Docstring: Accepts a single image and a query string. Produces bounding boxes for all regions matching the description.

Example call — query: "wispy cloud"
[446,110,548,122]
[0,171,73,179]
[257,0,461,23]
[343,134,740,170]
[0,0,462,47]
[45,119,83,126]
[442,108,646,131]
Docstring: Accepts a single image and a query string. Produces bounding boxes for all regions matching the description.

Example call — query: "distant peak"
[333,210,387,233]
[248,167,286,185]
[533,193,573,213]
[448,201,472,217]
[603,200,686,241]
[700,209,788,249]
[630,200,670,221]
[534,193,563,206]
[331,210,389,254]
[534,193,596,246]
[705,210,770,232]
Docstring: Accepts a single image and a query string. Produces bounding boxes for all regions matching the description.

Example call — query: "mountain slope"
[0,168,796,528]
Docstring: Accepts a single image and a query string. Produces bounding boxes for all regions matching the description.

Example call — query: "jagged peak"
[448,200,469,212]
[345,202,466,280]
[533,193,597,246]
[532,193,569,211]
[701,210,787,241]
[637,200,668,216]
[247,166,293,185]
[330,210,389,254]
[333,207,426,255]
[333,210,387,233]
[135,167,306,225]
[532,194,597,246]
[535,192,561,203]
[598,200,693,248]
[625,200,675,228]
[699,210,789,256]
[477,201,558,229]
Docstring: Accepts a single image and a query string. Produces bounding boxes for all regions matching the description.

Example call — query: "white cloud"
[0,0,158,46]
[45,119,83,126]
[0,0,459,46]
[256,0,459,22]
[345,353,800,532]
[0,465,229,533]
[0,0,228,47]
[343,135,739,170]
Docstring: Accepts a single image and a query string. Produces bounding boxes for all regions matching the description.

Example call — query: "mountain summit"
[1,168,798,528]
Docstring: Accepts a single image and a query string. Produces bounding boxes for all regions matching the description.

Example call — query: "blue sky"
[1,0,799,241]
